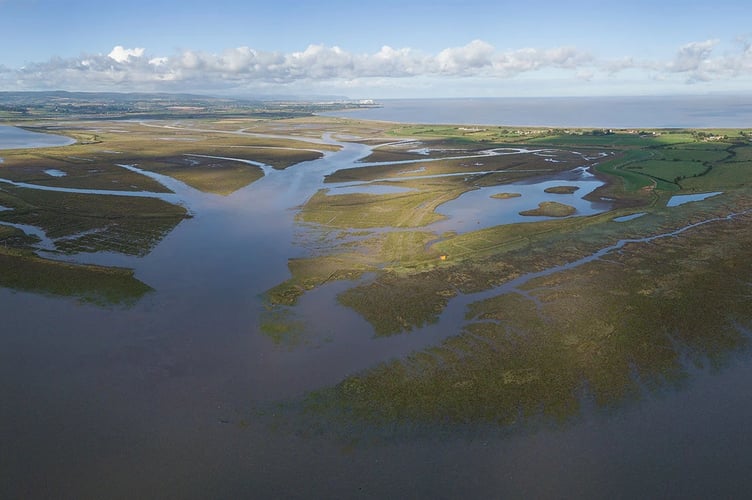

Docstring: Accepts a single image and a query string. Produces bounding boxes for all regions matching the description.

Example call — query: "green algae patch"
[0,249,152,306]
[544,185,580,194]
[490,192,522,199]
[519,201,576,217]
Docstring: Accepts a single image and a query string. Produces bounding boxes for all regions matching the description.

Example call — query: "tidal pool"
[667,191,723,207]
[428,168,610,234]
[43,169,67,177]
[2,128,752,499]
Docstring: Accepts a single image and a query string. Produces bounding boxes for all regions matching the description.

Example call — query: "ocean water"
[323,95,752,128]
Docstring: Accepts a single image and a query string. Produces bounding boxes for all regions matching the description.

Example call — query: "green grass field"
[626,159,708,186]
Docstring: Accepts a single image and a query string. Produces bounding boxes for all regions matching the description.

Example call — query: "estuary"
[2,117,752,498]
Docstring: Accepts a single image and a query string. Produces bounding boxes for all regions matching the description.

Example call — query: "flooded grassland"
[3,117,752,498]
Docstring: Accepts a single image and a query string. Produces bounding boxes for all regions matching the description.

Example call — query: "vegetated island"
[519,201,577,217]
[544,185,580,194]
[490,192,522,199]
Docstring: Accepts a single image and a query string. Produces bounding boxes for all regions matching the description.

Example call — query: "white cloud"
[436,40,494,73]
[2,39,751,95]
[665,39,719,81]
[656,38,752,83]
[108,46,145,63]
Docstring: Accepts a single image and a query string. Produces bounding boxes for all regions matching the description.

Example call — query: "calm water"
[323,95,752,128]
[0,125,75,150]
[2,127,752,498]
[667,191,723,207]
[429,173,608,234]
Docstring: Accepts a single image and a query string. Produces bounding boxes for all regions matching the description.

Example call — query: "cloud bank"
[2,38,751,95]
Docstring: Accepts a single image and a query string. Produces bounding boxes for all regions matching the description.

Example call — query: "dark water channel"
[3,128,752,498]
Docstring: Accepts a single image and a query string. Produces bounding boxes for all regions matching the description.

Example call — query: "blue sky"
[1,0,750,98]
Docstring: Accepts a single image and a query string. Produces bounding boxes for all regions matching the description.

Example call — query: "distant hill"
[0,91,370,120]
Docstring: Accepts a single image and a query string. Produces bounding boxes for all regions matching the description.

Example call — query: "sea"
[321,95,752,129]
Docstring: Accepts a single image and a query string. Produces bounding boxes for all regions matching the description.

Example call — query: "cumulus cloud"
[655,38,752,83]
[108,46,145,63]
[664,39,719,82]
[2,39,751,93]
[436,40,495,73]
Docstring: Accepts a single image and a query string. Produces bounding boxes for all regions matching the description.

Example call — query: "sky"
[0,0,751,98]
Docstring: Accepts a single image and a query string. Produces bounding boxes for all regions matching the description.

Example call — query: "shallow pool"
[667,191,722,207]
